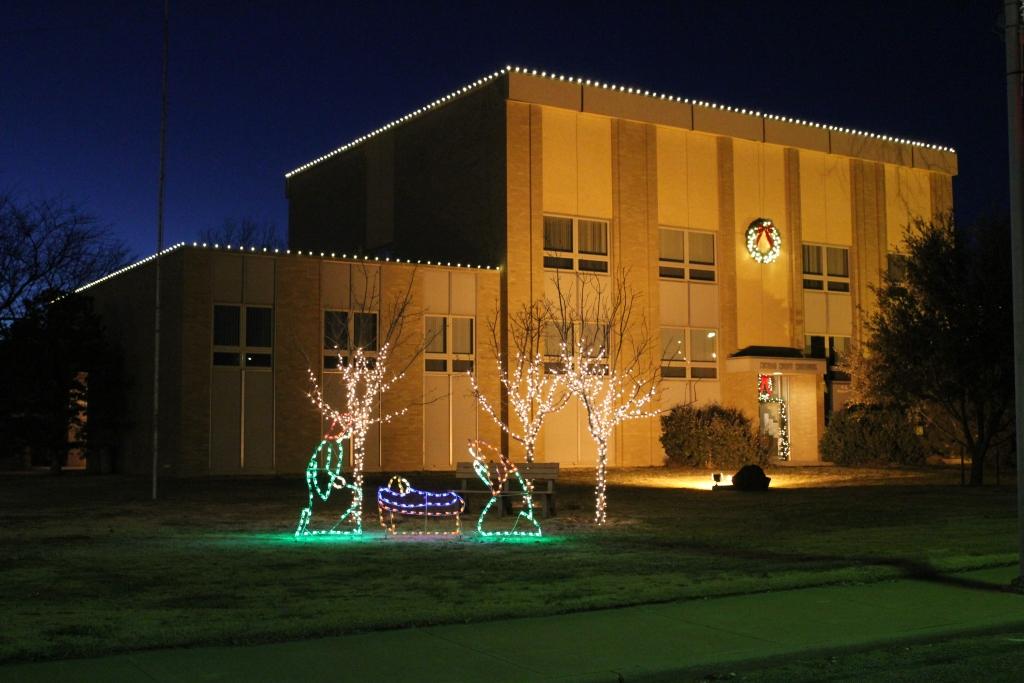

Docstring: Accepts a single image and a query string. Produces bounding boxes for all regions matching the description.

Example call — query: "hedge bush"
[819,405,926,466]
[660,403,772,469]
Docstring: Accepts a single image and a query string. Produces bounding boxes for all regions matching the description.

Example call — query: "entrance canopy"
[725,346,826,376]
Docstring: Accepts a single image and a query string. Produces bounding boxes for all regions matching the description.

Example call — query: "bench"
[455,461,560,518]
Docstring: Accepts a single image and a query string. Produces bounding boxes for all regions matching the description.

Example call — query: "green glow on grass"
[202,531,567,548]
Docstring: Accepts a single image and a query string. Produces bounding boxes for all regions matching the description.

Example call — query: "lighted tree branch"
[470,300,569,465]
[305,265,428,522]
[549,268,661,525]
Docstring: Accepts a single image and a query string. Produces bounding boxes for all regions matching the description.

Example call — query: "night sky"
[1,1,1008,260]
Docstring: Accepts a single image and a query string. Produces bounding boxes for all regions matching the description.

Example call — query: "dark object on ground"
[732,464,771,491]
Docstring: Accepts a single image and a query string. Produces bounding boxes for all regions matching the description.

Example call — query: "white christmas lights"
[757,374,790,461]
[285,66,954,180]
[746,218,782,264]
[307,343,408,521]
[377,475,465,537]
[471,348,569,467]
[72,243,496,297]
[559,339,660,526]
[294,422,362,537]
[468,440,542,537]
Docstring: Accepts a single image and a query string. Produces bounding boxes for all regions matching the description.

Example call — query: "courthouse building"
[82,66,956,474]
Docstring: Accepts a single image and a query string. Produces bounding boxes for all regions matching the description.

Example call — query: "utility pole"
[1004,0,1024,591]
[152,0,169,501]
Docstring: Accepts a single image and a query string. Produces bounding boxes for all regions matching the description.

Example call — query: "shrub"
[819,405,926,466]
[660,403,772,469]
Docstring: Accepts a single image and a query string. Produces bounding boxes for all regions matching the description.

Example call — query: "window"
[425,315,475,373]
[542,321,613,373]
[659,228,716,281]
[660,328,686,378]
[214,304,272,368]
[323,311,378,370]
[246,307,273,347]
[543,321,574,357]
[214,305,240,347]
[324,311,349,351]
[354,312,378,351]
[580,322,609,358]
[887,253,908,282]
[803,244,850,292]
[543,215,609,272]
[660,327,718,379]
[804,334,851,367]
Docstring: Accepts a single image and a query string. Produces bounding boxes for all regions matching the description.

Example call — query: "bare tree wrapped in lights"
[306,265,423,523]
[470,300,570,466]
[550,269,660,525]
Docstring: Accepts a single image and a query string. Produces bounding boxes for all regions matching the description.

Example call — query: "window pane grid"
[659,228,715,282]
[544,215,610,272]
[803,243,850,292]
[322,310,378,370]
[660,326,717,379]
[543,216,573,252]
[425,316,475,374]
[213,304,273,368]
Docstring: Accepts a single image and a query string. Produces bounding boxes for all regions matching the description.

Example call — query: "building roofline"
[72,242,499,295]
[285,65,957,179]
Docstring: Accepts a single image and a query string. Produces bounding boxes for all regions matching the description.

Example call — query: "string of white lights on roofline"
[285,64,955,178]
[72,242,498,295]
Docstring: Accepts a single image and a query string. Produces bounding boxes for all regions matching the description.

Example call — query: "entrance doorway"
[757,374,791,461]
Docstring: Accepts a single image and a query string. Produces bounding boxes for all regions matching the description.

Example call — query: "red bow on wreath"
[758,374,773,396]
[755,222,775,249]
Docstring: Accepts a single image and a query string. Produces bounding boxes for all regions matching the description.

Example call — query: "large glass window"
[425,316,475,373]
[353,312,378,351]
[544,321,574,357]
[324,311,349,351]
[323,310,377,369]
[659,228,716,281]
[578,220,608,256]
[659,326,718,379]
[543,216,573,252]
[214,304,272,368]
[660,327,686,378]
[425,316,447,354]
[887,253,908,282]
[803,244,850,292]
[246,307,273,348]
[543,215,610,272]
[451,318,474,355]
[213,305,240,347]
[580,322,609,358]
[804,334,851,367]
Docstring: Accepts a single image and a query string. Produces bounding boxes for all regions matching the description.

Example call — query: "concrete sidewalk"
[3,566,1022,682]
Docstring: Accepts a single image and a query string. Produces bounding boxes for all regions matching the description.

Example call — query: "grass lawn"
[0,465,1017,663]
[688,629,1024,682]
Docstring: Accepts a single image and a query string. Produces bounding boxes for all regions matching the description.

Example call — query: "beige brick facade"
[86,69,957,474]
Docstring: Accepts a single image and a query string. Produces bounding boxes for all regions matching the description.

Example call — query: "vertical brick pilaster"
[716,137,737,357]
[784,148,804,348]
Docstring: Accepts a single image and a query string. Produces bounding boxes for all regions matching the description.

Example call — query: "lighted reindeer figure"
[468,440,542,537]
[294,418,362,537]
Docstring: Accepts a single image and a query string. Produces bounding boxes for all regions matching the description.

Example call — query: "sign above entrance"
[745,218,781,264]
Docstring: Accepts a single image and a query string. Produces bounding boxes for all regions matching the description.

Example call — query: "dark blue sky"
[1,1,1007,259]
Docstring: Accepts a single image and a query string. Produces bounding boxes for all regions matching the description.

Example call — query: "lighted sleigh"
[377,476,465,536]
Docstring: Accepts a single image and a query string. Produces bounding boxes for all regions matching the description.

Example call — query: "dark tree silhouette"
[0,293,125,472]
[198,217,284,250]
[0,192,129,325]
[864,214,1014,485]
